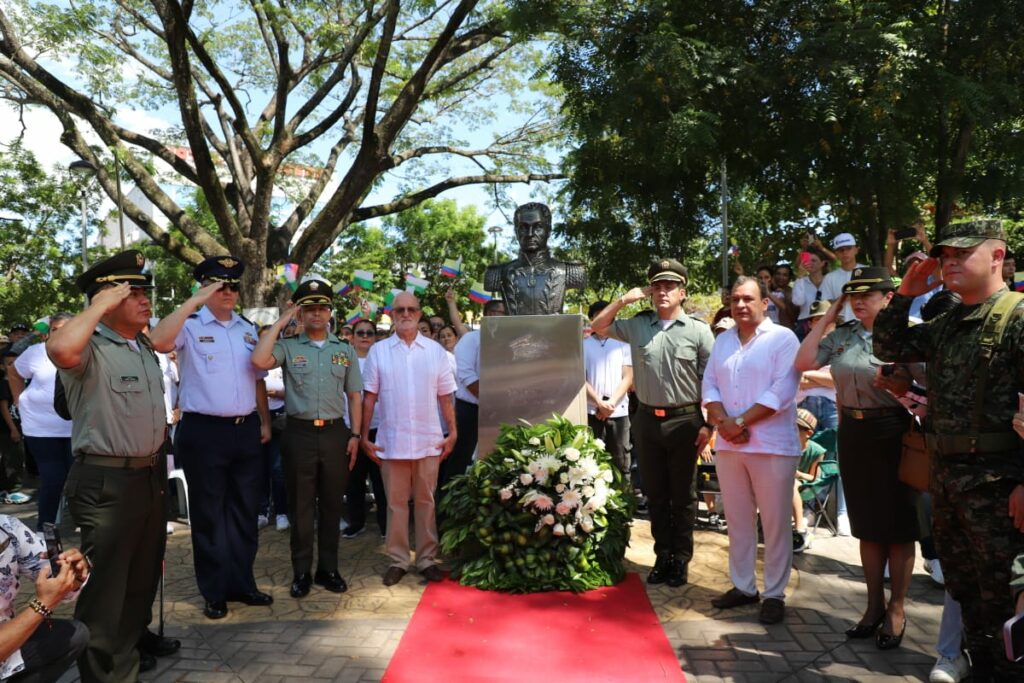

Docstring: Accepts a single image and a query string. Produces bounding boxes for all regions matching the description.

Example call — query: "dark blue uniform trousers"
[176,413,262,601]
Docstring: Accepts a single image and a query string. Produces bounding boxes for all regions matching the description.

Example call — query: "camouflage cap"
[929,219,1007,257]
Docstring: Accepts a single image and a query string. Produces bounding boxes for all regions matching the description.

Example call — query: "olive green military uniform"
[60,323,167,683]
[271,332,362,575]
[875,289,1024,678]
[817,321,919,542]
[606,310,714,566]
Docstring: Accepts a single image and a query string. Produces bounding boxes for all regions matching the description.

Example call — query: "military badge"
[136,253,145,267]
[292,354,308,368]
[244,332,258,346]
[218,258,236,268]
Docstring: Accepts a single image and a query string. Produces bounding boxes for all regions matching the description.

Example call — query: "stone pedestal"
[477,315,586,459]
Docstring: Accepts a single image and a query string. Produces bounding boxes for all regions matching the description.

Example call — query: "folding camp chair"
[799,460,839,536]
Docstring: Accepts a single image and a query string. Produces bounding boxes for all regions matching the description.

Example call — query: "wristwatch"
[350,433,361,440]
[734,416,746,429]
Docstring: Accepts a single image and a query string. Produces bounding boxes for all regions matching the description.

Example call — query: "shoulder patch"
[838,319,858,328]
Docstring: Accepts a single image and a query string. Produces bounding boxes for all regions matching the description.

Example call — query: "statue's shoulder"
[484,263,506,291]
[564,261,587,289]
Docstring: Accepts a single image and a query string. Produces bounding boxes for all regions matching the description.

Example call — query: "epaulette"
[187,313,199,319]
[238,313,256,328]
[688,314,711,327]
[137,333,155,350]
[837,319,858,328]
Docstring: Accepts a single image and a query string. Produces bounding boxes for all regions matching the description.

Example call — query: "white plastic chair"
[167,469,190,525]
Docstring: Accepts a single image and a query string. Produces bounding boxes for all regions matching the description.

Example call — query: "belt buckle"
[968,436,978,453]
[313,419,325,427]
[654,408,666,418]
[234,416,245,425]
[850,409,865,420]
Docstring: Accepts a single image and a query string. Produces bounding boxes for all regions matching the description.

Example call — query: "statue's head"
[514,203,552,255]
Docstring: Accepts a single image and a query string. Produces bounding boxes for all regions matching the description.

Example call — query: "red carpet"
[383,572,685,683]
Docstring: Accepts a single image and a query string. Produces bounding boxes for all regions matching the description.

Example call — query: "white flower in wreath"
[560,489,582,509]
[529,437,541,446]
[536,455,562,473]
[555,501,572,515]
[567,466,589,487]
[602,469,614,483]
[519,473,533,486]
[563,447,581,462]
[580,516,595,533]
[503,458,514,464]
[559,472,569,484]
[593,437,606,450]
[542,514,555,526]
[527,461,550,485]
[582,485,596,498]
[552,523,565,536]
[565,524,576,537]
[555,483,565,493]
[578,456,601,480]
[499,488,513,501]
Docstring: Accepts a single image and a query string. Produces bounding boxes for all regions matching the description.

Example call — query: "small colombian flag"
[440,258,463,278]
[468,281,492,304]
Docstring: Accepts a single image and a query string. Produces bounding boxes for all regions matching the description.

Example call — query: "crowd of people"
[0,218,1022,682]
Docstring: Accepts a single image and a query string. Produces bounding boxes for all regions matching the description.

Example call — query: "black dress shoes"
[845,613,885,639]
[314,570,348,593]
[203,600,228,620]
[876,618,906,650]
[139,629,181,657]
[646,556,672,585]
[226,591,274,606]
[290,573,313,598]
[139,651,157,673]
[666,559,688,587]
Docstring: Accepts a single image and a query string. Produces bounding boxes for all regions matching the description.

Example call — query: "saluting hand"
[1009,484,1024,532]
[897,258,942,297]
[189,281,228,308]
[89,282,133,313]
[619,287,650,306]
[276,303,299,328]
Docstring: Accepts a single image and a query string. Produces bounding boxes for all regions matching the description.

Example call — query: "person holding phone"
[796,266,920,649]
[0,515,90,683]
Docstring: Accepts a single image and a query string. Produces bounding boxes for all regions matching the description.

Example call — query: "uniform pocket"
[109,375,143,415]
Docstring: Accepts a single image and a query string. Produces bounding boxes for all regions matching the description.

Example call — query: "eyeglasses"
[393,306,420,315]
[205,280,240,292]
[354,330,374,338]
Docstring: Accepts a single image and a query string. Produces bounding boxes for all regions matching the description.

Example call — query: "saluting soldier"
[45,251,168,682]
[590,258,716,588]
[149,257,272,620]
[251,279,362,598]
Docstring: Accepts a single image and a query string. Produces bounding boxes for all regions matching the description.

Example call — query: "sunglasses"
[393,306,420,315]
[354,330,374,338]
[205,280,240,292]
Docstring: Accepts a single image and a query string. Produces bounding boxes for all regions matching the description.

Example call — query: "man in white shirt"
[360,292,457,587]
[438,299,506,494]
[820,233,865,323]
[583,301,633,479]
[702,276,801,625]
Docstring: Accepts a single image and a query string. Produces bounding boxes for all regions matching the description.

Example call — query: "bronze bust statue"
[484,203,586,315]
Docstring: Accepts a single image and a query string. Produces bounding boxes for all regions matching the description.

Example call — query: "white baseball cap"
[832,233,857,249]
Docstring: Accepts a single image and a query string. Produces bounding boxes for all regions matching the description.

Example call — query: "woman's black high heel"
[845,613,884,639]
[875,618,906,650]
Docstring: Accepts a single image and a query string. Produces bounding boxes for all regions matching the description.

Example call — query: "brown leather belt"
[288,417,346,429]
[841,406,907,420]
[638,403,700,419]
[77,453,159,469]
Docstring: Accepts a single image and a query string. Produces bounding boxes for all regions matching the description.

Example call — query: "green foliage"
[316,199,492,318]
[440,415,634,593]
[0,142,89,327]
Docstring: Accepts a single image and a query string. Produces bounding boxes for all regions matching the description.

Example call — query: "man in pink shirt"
[359,292,457,586]
[702,276,802,624]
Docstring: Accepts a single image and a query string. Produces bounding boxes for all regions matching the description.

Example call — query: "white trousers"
[716,450,799,600]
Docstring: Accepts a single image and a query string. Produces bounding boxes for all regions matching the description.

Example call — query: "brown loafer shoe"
[383,566,407,586]
[759,598,785,624]
[421,565,444,582]
[711,587,760,609]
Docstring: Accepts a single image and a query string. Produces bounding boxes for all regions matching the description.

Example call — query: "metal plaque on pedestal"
[477,315,587,459]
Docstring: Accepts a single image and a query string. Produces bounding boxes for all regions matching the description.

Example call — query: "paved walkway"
[6,498,944,682]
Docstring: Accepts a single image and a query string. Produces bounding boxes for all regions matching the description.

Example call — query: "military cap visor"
[75,250,154,296]
[647,258,688,285]
[291,279,333,306]
[841,266,895,294]
[928,219,1008,257]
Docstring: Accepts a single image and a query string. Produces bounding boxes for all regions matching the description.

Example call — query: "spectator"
[0,351,27,500]
[591,258,715,588]
[768,264,797,329]
[703,276,801,625]
[444,288,470,337]
[796,266,919,649]
[712,288,732,327]
[427,314,446,339]
[437,299,506,499]
[359,292,457,586]
[417,319,432,337]
[791,248,829,339]
[791,408,825,554]
[256,325,288,533]
[0,514,91,683]
[342,318,387,540]
[10,313,74,527]
[339,325,354,343]
[437,325,459,354]
[583,301,633,481]
[820,233,866,323]
[1003,248,1017,289]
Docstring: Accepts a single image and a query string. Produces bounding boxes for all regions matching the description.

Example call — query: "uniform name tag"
[198,336,215,343]
[120,376,139,383]
[292,355,308,368]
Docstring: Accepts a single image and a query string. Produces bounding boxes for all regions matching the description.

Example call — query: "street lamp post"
[487,225,503,264]
[69,160,97,270]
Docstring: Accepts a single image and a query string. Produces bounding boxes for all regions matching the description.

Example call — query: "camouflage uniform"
[874,223,1024,678]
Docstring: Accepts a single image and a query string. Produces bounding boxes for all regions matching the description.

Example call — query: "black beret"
[75,250,154,298]
[193,256,244,283]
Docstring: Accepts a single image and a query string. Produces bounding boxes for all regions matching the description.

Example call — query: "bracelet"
[28,599,53,619]
[350,433,361,440]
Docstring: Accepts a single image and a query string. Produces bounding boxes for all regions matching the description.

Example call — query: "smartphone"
[42,523,62,578]
[894,227,918,240]
[1004,612,1024,662]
